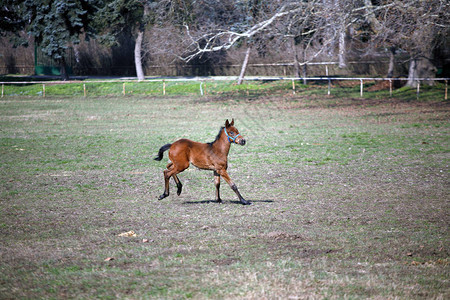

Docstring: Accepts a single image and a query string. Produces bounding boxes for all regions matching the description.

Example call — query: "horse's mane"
[207,127,224,146]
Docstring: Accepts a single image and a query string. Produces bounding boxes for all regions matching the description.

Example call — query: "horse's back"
[169,138,205,160]
[172,138,208,149]
[171,139,201,151]
[169,138,214,170]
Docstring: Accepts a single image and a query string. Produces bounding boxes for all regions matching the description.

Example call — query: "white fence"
[1,76,449,100]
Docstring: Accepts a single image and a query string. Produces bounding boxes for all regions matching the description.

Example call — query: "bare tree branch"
[180,3,303,62]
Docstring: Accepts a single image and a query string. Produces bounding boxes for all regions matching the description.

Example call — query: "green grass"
[0,92,449,299]
[1,77,448,102]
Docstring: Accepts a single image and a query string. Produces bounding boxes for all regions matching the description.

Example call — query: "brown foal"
[154,119,250,205]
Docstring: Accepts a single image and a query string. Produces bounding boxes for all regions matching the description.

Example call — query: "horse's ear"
[225,119,230,128]
[230,118,234,126]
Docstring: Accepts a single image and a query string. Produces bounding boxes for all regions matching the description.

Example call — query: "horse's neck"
[212,132,231,156]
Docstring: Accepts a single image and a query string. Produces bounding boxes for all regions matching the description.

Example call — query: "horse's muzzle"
[239,139,246,146]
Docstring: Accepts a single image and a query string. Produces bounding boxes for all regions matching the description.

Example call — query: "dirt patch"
[256,231,339,259]
[334,80,360,88]
[212,257,240,266]
[261,231,305,242]
[366,79,407,91]
[367,80,391,91]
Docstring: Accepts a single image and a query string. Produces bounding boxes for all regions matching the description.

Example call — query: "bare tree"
[179,1,386,78]
[363,0,449,85]
[156,0,448,84]
[181,2,305,62]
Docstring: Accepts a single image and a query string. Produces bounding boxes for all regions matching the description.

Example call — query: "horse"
[154,119,250,205]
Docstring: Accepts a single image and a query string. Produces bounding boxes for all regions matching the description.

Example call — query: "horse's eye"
[230,131,235,135]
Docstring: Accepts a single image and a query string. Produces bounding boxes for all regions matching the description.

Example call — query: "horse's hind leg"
[159,162,186,200]
[158,154,189,200]
[172,174,183,196]
[158,170,170,200]
[158,163,173,200]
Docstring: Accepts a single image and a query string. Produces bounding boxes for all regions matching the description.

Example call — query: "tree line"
[1,0,449,86]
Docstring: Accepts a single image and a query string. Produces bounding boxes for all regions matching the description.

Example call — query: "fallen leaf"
[104,257,114,261]
[118,230,137,237]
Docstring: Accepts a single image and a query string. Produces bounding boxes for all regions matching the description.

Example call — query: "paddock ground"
[0,92,448,298]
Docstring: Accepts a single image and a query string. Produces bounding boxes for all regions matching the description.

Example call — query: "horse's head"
[224,119,246,146]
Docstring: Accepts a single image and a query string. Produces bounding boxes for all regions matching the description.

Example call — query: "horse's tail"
[154,143,172,161]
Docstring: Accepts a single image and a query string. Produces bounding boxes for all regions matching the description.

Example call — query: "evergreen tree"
[0,0,27,46]
[0,0,24,35]
[24,0,98,80]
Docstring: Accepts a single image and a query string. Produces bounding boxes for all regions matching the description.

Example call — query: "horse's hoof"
[216,199,223,204]
[158,193,168,200]
[241,200,252,205]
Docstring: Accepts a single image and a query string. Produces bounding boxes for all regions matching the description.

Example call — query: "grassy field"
[1,76,448,102]
[0,87,449,298]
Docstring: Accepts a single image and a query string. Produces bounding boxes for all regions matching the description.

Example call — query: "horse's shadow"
[182,199,274,205]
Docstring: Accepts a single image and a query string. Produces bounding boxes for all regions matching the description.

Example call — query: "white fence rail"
[1,76,449,99]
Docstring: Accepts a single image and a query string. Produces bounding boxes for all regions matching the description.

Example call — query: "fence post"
[360,79,363,97]
[200,81,204,95]
[43,84,45,97]
[389,79,392,97]
[83,84,86,97]
[445,80,448,100]
[292,79,296,95]
[163,80,166,95]
[326,65,331,95]
[122,83,126,96]
[417,81,420,100]
[1,83,3,97]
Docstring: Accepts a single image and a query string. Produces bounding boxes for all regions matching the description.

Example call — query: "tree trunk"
[292,39,308,84]
[59,57,69,81]
[135,30,145,81]
[338,26,346,68]
[237,47,251,85]
[406,58,418,87]
[387,47,396,78]
[301,45,308,85]
[406,57,437,87]
[134,4,149,81]
[293,42,300,78]
[364,0,382,33]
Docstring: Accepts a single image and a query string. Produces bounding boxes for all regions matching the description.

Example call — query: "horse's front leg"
[217,169,251,205]
[214,171,222,203]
